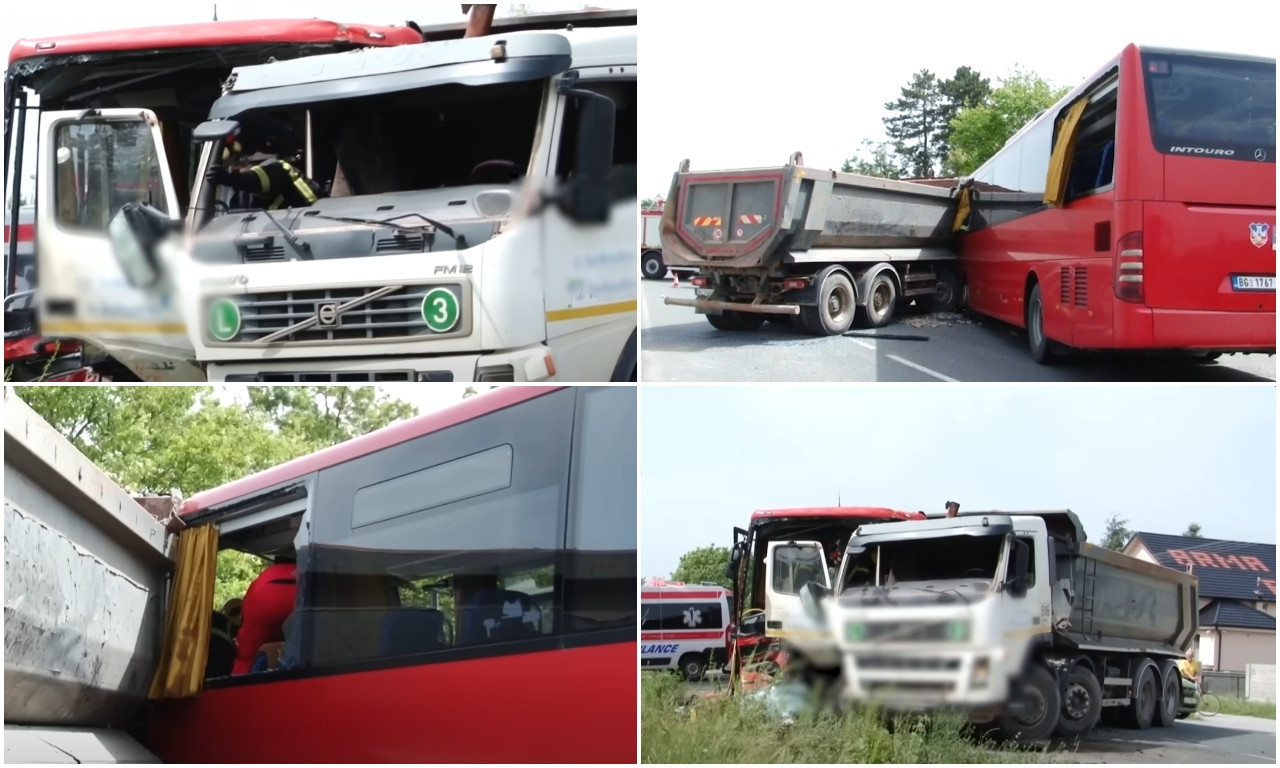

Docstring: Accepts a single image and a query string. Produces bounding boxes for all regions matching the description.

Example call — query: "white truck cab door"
[540,69,638,382]
[764,540,830,635]
[36,108,201,381]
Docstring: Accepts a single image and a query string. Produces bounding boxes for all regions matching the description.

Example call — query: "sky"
[639,385,1278,579]
[637,0,1278,198]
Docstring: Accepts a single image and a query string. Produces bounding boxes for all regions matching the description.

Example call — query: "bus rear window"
[1142,52,1276,162]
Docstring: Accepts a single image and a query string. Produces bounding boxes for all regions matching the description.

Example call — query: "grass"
[1207,696,1276,720]
[640,673,1055,764]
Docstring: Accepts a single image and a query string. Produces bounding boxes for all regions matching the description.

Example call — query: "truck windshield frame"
[840,527,1010,590]
[1141,50,1276,162]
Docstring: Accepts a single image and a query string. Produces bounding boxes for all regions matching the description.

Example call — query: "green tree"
[883,70,946,178]
[245,386,417,452]
[947,67,1069,176]
[1100,513,1132,551]
[937,66,993,175]
[671,545,733,589]
[1184,523,1203,538]
[842,139,903,179]
[16,385,424,609]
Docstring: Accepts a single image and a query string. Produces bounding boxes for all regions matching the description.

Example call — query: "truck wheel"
[1154,660,1181,728]
[799,268,856,336]
[1026,283,1057,365]
[861,272,897,329]
[641,250,665,280]
[927,267,963,313]
[1055,667,1102,737]
[998,664,1060,743]
[1124,660,1159,730]
[679,652,707,682]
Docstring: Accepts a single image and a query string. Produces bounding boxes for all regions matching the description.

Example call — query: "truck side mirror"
[108,202,174,289]
[725,543,744,581]
[800,580,829,621]
[1009,539,1031,598]
[558,89,616,225]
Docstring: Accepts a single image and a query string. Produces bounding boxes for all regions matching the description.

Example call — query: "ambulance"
[639,580,731,681]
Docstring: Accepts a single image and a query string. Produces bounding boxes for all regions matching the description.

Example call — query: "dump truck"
[660,152,964,334]
[782,509,1198,742]
[4,389,175,762]
[640,204,696,281]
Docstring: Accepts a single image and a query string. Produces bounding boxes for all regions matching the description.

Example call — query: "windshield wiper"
[920,585,970,604]
[300,212,466,248]
[243,208,311,260]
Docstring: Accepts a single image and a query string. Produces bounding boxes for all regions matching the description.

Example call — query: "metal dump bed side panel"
[3,390,173,729]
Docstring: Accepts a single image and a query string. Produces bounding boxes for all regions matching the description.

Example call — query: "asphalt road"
[640,278,1277,383]
[675,674,1275,764]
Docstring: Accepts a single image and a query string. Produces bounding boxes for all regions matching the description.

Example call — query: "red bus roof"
[750,506,925,522]
[8,19,423,66]
[182,386,563,517]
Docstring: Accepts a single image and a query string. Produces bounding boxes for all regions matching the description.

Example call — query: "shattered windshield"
[841,534,1004,589]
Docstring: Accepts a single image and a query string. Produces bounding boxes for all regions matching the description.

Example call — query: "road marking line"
[887,354,959,382]
[850,338,875,350]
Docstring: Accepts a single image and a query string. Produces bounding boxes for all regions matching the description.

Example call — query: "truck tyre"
[799,268,856,336]
[927,267,963,313]
[1155,660,1181,728]
[641,250,665,280]
[1055,666,1103,738]
[861,271,898,329]
[679,652,707,682]
[706,310,765,332]
[999,664,1060,743]
[1124,660,1159,730]
[1026,283,1057,365]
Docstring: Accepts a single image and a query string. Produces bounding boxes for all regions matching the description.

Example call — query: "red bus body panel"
[7,19,422,65]
[959,43,1276,352]
[146,642,636,764]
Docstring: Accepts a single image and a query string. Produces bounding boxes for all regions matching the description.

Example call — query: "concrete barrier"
[1246,663,1276,702]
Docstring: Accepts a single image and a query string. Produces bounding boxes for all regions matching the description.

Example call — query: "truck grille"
[223,371,420,382]
[862,621,955,642]
[855,656,960,672]
[216,285,462,344]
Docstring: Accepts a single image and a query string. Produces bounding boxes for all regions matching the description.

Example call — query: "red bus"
[145,385,637,763]
[724,505,926,689]
[955,44,1275,364]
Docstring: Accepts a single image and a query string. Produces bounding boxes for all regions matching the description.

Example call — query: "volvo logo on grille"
[316,302,341,327]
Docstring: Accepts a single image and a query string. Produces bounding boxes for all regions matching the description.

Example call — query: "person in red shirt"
[232,559,298,675]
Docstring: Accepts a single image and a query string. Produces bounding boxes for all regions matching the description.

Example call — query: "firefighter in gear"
[206,122,321,210]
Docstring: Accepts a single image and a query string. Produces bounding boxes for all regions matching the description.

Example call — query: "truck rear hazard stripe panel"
[738,214,763,224]
[692,217,722,227]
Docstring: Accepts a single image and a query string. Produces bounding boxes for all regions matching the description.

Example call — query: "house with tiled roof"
[1124,532,1275,672]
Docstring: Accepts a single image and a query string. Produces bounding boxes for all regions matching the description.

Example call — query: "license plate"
[1231,275,1276,292]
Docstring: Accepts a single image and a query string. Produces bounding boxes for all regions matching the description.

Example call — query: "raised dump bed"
[659,154,964,334]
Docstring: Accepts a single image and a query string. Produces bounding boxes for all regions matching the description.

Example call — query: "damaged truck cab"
[38,13,638,382]
[785,509,1198,742]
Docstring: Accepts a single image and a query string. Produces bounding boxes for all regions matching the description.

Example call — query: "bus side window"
[1065,80,1119,201]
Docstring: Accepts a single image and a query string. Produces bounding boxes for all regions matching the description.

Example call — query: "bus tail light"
[1114,232,1144,303]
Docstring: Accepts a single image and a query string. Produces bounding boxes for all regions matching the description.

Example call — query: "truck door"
[36,108,200,381]
[542,69,638,381]
[764,540,829,635]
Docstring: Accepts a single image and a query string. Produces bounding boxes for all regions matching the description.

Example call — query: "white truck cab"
[38,24,637,382]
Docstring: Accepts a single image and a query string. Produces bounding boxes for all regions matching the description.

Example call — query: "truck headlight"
[972,657,990,688]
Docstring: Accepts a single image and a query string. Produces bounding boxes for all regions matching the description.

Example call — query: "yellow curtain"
[952,186,973,232]
[1043,98,1090,208]
[148,524,219,699]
